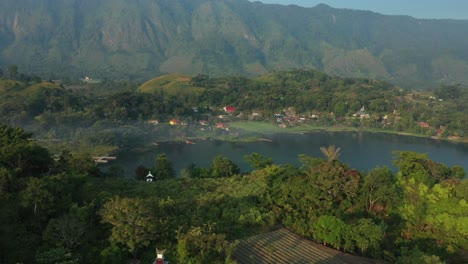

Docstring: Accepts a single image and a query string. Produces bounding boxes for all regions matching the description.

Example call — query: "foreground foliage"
[0,123,466,263]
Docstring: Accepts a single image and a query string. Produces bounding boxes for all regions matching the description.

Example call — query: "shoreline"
[147,122,468,145]
[227,121,468,144]
[51,121,467,160]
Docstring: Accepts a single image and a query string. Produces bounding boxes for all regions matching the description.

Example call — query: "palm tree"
[320,145,341,162]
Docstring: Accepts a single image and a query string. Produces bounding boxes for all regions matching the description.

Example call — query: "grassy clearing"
[138,73,205,95]
[0,79,23,92]
[229,121,287,134]
[229,121,351,134]
[229,121,468,144]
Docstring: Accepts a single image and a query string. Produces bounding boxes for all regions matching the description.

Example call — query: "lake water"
[113,131,468,177]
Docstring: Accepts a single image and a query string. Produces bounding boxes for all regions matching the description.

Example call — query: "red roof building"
[223,106,236,113]
[216,122,228,130]
[418,122,430,128]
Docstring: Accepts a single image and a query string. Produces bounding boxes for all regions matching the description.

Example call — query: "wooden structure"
[234,228,385,264]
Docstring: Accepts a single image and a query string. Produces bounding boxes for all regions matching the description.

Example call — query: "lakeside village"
[148,104,449,138]
[91,100,454,165]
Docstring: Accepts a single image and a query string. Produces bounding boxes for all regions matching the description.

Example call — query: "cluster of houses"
[147,106,239,131]
[418,122,448,136]
[146,104,448,137]
[147,104,378,129]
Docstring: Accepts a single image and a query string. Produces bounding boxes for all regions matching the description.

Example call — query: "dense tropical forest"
[0,124,467,263]
[0,67,467,263]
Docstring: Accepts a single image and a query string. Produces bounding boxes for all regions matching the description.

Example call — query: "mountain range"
[1,0,468,88]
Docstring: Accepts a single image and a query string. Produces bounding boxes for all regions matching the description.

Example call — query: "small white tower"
[146,171,154,182]
[155,249,165,264]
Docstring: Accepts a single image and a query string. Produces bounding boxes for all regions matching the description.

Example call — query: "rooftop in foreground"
[234,228,385,264]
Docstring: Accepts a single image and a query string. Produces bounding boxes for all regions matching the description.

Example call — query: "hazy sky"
[250,0,468,20]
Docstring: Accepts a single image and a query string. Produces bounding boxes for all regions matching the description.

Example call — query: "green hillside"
[0,79,61,95]
[0,79,22,92]
[21,82,62,93]
[138,73,205,95]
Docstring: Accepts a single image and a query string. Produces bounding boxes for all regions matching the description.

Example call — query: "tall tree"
[154,153,175,180]
[20,177,54,216]
[244,152,273,170]
[393,151,434,186]
[176,225,237,264]
[361,167,400,217]
[100,197,157,253]
[312,215,347,250]
[134,165,149,181]
[304,159,361,214]
[0,125,53,177]
[351,218,384,256]
[320,145,341,162]
[43,214,86,250]
[211,155,240,178]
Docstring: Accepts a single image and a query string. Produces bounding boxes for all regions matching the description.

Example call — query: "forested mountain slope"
[1,0,468,88]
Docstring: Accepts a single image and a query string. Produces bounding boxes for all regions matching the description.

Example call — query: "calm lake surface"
[114,131,468,177]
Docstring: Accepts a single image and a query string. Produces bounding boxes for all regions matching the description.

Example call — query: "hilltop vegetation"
[138,73,204,95]
[1,0,468,88]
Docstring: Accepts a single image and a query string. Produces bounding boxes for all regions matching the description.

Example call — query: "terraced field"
[234,228,385,264]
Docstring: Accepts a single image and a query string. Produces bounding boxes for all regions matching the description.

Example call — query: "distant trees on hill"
[0,70,467,155]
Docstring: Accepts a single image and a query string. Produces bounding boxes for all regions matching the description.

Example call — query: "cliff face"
[1,0,468,88]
